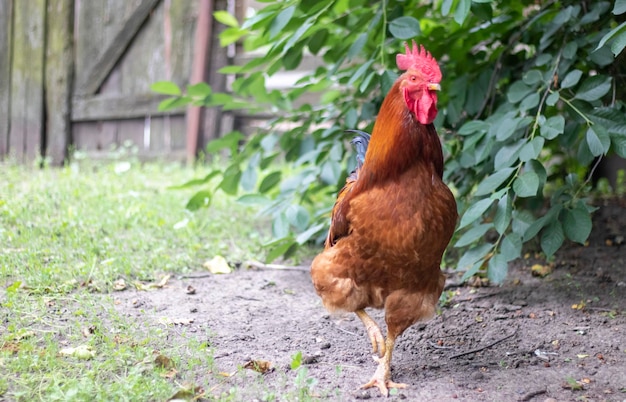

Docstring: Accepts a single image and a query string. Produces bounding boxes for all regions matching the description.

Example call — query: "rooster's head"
[396,41,442,125]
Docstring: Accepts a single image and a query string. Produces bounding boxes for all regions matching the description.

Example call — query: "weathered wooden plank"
[9,0,46,161]
[45,0,74,165]
[116,118,146,150]
[75,0,161,96]
[73,121,117,151]
[0,0,12,158]
[72,94,182,121]
[201,0,230,148]
[187,0,213,162]
[149,115,186,152]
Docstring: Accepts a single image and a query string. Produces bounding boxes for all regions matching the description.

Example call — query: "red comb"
[396,40,436,71]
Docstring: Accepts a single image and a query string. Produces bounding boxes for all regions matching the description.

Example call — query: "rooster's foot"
[361,377,407,397]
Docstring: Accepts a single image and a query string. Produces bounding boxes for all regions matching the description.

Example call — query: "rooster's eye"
[410,76,417,82]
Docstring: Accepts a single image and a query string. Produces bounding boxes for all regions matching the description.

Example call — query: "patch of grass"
[0,159,275,401]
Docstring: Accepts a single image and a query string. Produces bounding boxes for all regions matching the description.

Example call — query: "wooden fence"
[0,0,233,164]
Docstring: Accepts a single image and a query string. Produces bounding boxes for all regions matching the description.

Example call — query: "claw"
[361,378,407,397]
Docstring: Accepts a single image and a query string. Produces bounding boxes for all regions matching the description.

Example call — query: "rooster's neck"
[360,82,444,185]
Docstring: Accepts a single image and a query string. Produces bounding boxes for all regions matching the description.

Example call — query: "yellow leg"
[361,336,407,397]
[355,309,385,357]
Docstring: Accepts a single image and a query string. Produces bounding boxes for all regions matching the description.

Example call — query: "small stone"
[471,371,484,381]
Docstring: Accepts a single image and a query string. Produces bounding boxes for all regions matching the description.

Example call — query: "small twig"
[518,388,547,401]
[335,326,358,336]
[428,341,454,350]
[453,291,504,303]
[244,260,310,271]
[449,327,518,359]
[178,273,213,279]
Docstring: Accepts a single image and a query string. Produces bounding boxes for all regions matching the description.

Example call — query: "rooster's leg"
[355,309,385,357]
[361,335,407,396]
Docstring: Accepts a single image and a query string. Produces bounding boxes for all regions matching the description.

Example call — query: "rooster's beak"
[427,83,441,91]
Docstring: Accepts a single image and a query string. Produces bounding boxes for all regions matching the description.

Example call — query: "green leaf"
[458,120,489,136]
[269,5,296,39]
[513,171,539,197]
[320,160,341,185]
[240,165,257,192]
[494,140,524,170]
[308,29,328,54]
[348,33,368,58]
[236,194,271,206]
[185,190,212,211]
[541,220,564,258]
[272,213,290,238]
[611,29,626,56]
[187,82,212,98]
[206,131,245,155]
[168,171,221,189]
[455,223,492,247]
[214,11,239,27]
[290,351,303,370]
[388,16,420,40]
[540,115,565,139]
[562,204,592,244]
[259,171,282,193]
[285,204,309,231]
[487,253,508,284]
[458,243,492,274]
[296,223,325,244]
[475,168,515,196]
[220,27,248,46]
[458,198,494,229]
[523,70,543,85]
[520,93,540,111]
[596,21,626,51]
[560,69,582,89]
[494,192,512,235]
[266,237,296,263]
[500,233,522,262]
[507,81,532,103]
[519,137,545,162]
[151,81,181,96]
[575,75,612,101]
[348,60,374,86]
[219,166,242,196]
[586,125,610,156]
[157,96,190,112]
[615,0,626,14]
[454,0,471,25]
[611,133,626,158]
[545,91,560,106]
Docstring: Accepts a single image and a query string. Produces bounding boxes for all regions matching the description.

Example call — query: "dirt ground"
[114,199,626,401]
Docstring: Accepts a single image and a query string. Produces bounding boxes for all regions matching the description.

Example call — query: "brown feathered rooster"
[310,42,457,396]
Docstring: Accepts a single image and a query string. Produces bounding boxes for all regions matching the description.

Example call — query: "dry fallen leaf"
[154,354,175,370]
[59,344,95,360]
[113,279,127,291]
[167,383,204,402]
[82,326,96,337]
[203,255,232,274]
[243,359,273,374]
[531,263,553,277]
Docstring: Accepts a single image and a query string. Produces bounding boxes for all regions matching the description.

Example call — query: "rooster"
[310,42,457,396]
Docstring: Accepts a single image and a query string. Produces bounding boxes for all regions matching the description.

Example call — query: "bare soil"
[114,199,626,401]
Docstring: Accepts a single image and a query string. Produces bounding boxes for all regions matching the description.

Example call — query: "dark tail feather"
[345,129,371,169]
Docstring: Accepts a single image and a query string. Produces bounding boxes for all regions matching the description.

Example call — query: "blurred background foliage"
[153,0,626,282]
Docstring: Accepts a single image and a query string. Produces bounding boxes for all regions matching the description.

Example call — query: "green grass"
[0,159,279,401]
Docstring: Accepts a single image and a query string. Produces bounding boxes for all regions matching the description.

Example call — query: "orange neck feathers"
[358,80,444,187]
